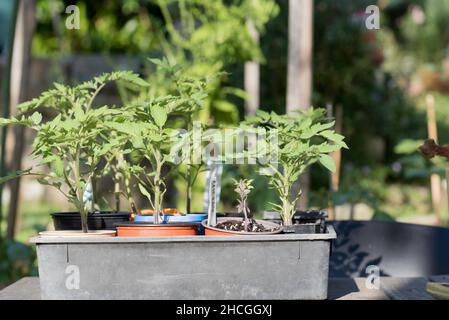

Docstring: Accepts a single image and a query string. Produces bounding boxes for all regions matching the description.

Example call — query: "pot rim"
[115,221,199,228]
[51,211,131,217]
[202,217,283,235]
[39,230,116,237]
[137,212,208,217]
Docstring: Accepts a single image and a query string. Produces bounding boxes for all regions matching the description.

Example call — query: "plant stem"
[153,150,163,224]
[242,199,249,232]
[124,174,139,216]
[153,182,160,224]
[73,149,88,232]
[186,117,193,213]
[282,197,293,226]
[282,171,294,226]
[114,180,120,212]
[186,165,191,213]
[90,175,96,213]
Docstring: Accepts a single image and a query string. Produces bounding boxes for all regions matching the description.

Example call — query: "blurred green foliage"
[0,239,37,285]
[0,202,57,286]
[139,0,279,125]
[33,0,165,54]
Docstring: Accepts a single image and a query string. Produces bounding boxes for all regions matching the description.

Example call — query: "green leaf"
[320,130,348,149]
[298,117,312,131]
[0,118,14,127]
[316,143,339,153]
[268,202,284,213]
[151,105,167,127]
[336,140,349,149]
[213,100,238,113]
[53,82,66,92]
[148,58,162,66]
[138,183,153,202]
[319,154,336,173]
[258,167,276,176]
[255,110,270,120]
[395,139,423,155]
[0,116,33,128]
[312,121,335,132]
[18,99,39,112]
[52,158,64,177]
[30,112,42,125]
[120,72,150,87]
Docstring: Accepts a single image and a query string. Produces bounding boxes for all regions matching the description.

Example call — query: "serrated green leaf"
[317,143,341,153]
[255,110,270,120]
[30,112,42,125]
[52,158,64,177]
[259,167,276,176]
[148,58,162,66]
[53,82,66,92]
[319,154,336,172]
[120,72,149,87]
[151,105,167,127]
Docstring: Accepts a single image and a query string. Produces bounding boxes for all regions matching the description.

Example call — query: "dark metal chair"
[329,220,449,278]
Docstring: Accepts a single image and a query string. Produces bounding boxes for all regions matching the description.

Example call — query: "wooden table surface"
[1,276,447,300]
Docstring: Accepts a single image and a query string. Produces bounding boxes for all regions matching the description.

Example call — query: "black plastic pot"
[51,211,131,230]
[263,210,327,234]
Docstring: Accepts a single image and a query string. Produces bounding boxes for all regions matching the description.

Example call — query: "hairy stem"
[186,165,191,214]
[186,116,193,213]
[73,149,88,232]
[242,199,249,232]
[152,150,164,224]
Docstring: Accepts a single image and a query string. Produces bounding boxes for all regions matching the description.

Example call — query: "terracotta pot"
[201,218,283,236]
[39,230,116,237]
[116,222,198,237]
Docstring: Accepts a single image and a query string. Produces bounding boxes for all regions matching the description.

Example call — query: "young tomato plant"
[0,71,149,232]
[141,59,209,214]
[245,108,348,226]
[109,61,209,222]
[103,132,143,217]
[108,100,201,223]
[234,178,253,232]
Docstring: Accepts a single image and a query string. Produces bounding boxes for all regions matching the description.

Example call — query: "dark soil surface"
[215,219,279,233]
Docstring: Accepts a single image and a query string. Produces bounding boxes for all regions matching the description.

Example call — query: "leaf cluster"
[244,108,348,223]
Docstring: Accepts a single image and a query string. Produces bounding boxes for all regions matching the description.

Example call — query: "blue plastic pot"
[134,213,208,234]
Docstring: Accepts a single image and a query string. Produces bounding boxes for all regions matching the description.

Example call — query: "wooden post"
[244,17,260,116]
[286,0,313,210]
[332,104,342,190]
[0,0,19,239]
[326,103,342,220]
[426,94,441,224]
[6,0,36,239]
